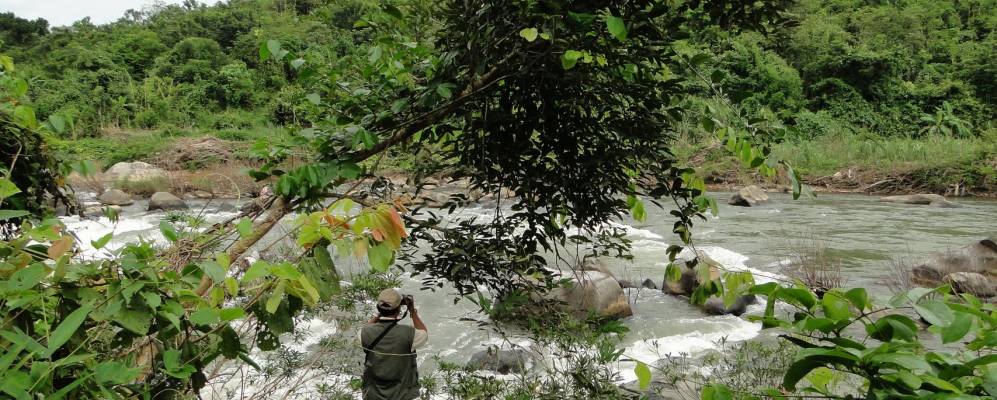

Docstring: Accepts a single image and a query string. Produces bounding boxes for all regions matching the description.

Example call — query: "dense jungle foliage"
[0,0,995,399]
[0,0,993,141]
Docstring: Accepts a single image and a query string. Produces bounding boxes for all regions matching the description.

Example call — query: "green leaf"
[940,311,972,344]
[519,28,539,42]
[44,304,92,357]
[605,15,627,41]
[634,361,651,390]
[0,178,21,199]
[236,218,253,238]
[190,307,220,326]
[94,361,140,385]
[48,114,66,133]
[219,307,246,322]
[163,349,195,379]
[306,93,321,105]
[91,232,113,250]
[664,263,682,283]
[383,4,404,19]
[914,299,955,327]
[159,220,178,243]
[869,353,932,374]
[821,290,852,320]
[436,84,454,99]
[242,261,270,283]
[368,243,394,272]
[843,288,869,311]
[266,281,285,314]
[199,261,227,282]
[700,383,732,400]
[561,50,583,70]
[0,210,29,221]
[113,308,152,335]
[290,58,305,69]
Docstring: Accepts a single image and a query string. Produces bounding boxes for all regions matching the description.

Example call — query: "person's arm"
[409,302,428,350]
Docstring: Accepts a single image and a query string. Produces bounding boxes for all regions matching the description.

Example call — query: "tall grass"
[772,131,997,177]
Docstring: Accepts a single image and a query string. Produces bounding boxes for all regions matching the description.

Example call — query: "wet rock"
[550,270,633,319]
[148,192,188,211]
[641,278,658,290]
[466,346,528,374]
[879,194,959,208]
[911,239,996,296]
[104,161,170,194]
[728,185,769,207]
[662,252,722,296]
[702,295,756,316]
[944,272,996,298]
[912,239,996,285]
[97,189,134,206]
[84,205,121,217]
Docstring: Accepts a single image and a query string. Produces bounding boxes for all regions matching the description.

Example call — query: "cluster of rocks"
[910,238,996,298]
[84,162,189,216]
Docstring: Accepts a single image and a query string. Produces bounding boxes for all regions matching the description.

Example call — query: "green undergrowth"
[50,126,281,167]
[678,130,997,193]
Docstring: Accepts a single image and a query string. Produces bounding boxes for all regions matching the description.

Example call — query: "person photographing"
[360,289,428,400]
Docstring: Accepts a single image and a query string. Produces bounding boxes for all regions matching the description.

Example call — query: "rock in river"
[97,189,133,206]
[549,270,633,319]
[879,194,959,208]
[466,346,529,374]
[148,192,188,211]
[728,185,769,207]
[944,272,996,298]
[911,238,996,297]
[103,161,170,194]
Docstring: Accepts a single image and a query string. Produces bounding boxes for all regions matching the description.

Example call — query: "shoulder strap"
[363,320,400,359]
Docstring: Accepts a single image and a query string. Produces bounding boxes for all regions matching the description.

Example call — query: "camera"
[402,294,414,306]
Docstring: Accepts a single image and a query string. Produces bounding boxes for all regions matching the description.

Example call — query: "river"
[61,192,997,397]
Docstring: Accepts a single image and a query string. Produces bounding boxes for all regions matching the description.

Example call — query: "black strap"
[363,320,400,359]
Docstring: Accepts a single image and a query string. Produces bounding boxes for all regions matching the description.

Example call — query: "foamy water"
[59,196,828,396]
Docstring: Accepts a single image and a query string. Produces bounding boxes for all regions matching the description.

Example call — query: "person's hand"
[369,315,379,323]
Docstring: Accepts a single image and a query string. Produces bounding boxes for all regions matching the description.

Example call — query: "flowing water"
[62,192,997,396]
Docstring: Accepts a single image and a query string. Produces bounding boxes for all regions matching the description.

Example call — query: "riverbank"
[60,128,997,200]
[677,131,997,198]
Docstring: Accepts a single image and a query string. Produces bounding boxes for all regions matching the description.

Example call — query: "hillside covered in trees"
[1,0,993,192]
[1,1,996,399]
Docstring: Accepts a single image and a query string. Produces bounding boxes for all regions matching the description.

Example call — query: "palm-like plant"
[920,101,973,137]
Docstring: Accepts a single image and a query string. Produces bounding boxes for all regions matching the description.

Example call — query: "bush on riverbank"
[677,129,997,195]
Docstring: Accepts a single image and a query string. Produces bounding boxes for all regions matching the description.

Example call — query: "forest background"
[1,0,994,195]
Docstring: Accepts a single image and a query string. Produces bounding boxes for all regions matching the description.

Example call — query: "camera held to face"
[402,294,414,307]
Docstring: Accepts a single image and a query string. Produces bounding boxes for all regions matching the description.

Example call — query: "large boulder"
[703,295,757,316]
[944,272,996,298]
[97,189,133,206]
[879,194,959,208]
[466,346,529,374]
[550,270,633,319]
[104,162,170,195]
[148,192,188,211]
[728,185,769,207]
[911,239,996,297]
[662,252,722,296]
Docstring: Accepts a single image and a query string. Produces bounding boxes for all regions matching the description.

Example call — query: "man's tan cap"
[377,288,402,310]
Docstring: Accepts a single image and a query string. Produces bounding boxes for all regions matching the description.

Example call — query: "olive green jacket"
[360,320,420,400]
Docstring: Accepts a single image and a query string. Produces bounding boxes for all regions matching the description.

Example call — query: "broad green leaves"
[634,361,651,390]
[519,28,539,42]
[741,284,997,398]
[604,15,627,41]
[561,50,584,70]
